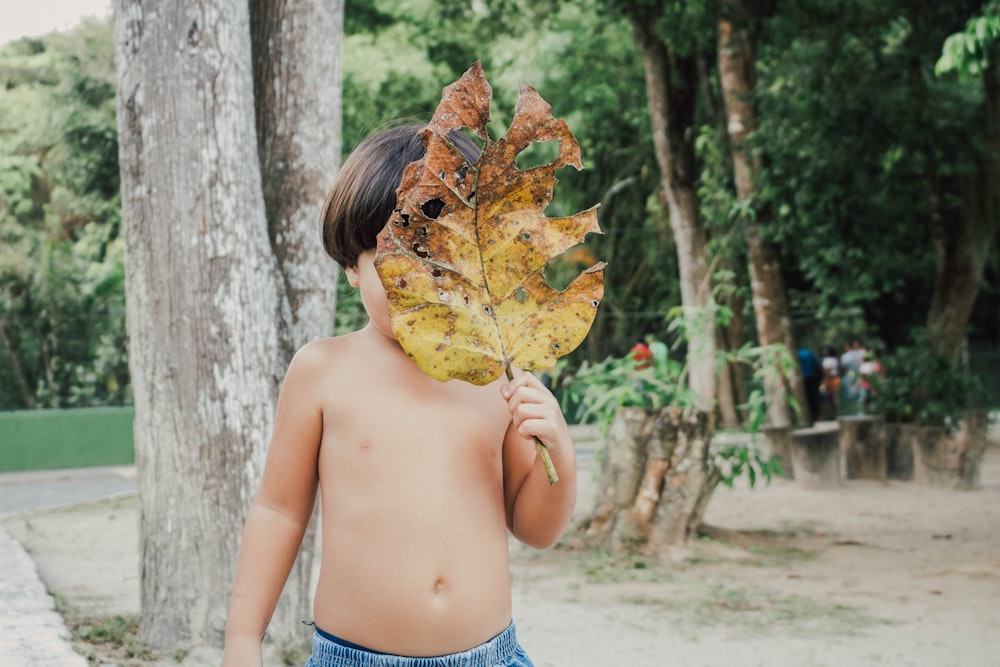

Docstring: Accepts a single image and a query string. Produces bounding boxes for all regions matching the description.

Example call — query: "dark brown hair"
[321,123,481,268]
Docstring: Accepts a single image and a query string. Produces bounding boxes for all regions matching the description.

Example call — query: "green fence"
[0,407,135,473]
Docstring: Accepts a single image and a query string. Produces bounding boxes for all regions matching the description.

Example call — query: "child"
[221,123,579,667]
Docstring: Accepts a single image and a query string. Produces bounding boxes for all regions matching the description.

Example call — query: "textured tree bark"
[249,0,342,649]
[581,407,716,552]
[113,0,341,651]
[251,0,342,352]
[717,1,808,427]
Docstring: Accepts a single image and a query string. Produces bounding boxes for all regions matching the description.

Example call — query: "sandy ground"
[5,431,1000,667]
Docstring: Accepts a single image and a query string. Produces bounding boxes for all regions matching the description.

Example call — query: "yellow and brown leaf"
[375,62,605,385]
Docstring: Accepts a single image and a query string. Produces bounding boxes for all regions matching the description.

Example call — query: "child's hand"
[500,371,571,453]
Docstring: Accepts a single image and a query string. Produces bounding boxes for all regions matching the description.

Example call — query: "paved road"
[0,465,137,517]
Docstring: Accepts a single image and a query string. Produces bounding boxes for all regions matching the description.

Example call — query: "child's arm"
[221,345,325,666]
[500,371,578,549]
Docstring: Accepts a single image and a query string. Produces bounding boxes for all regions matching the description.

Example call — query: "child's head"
[321,122,481,269]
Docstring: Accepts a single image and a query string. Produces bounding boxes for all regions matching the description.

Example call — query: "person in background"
[840,340,865,375]
[798,346,823,423]
[820,346,841,419]
[629,338,654,371]
[857,350,884,410]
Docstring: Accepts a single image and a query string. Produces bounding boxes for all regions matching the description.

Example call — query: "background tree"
[929,1,999,360]
[753,0,998,361]
[575,0,723,552]
[0,21,127,410]
[113,0,341,654]
[717,0,809,425]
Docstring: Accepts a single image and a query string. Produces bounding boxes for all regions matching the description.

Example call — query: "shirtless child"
[220,124,579,667]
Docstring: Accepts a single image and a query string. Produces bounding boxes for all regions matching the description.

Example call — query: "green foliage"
[0,19,126,409]
[936,2,1000,77]
[868,330,981,427]
[712,438,782,489]
[561,340,681,433]
[754,1,994,350]
[333,272,367,336]
[3,0,998,412]
[564,302,789,487]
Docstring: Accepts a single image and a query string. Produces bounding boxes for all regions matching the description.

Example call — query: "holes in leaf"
[522,232,531,241]
[421,198,445,219]
[450,126,485,152]
[420,226,429,237]
[431,268,442,278]
[515,139,558,171]
[400,213,411,228]
[411,242,430,259]
[463,294,471,306]
[484,305,492,315]
[398,278,407,289]
[455,164,469,181]
[515,286,528,304]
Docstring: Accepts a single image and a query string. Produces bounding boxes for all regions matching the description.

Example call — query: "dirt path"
[5,437,999,666]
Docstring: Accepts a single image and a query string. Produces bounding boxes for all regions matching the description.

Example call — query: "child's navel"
[433,577,446,594]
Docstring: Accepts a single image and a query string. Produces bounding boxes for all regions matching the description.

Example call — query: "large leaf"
[375,62,605,386]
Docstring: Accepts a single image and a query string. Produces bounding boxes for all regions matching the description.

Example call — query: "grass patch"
[574,548,674,584]
[742,543,815,567]
[618,581,882,636]
[66,614,156,660]
[67,613,156,664]
[51,592,158,665]
[689,526,818,567]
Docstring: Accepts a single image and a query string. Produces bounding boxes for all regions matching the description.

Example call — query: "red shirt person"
[630,340,653,370]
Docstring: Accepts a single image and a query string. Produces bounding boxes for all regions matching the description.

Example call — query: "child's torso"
[310,332,515,656]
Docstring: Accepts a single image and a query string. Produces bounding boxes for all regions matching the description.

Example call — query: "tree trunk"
[581,407,717,553]
[627,5,716,411]
[585,4,718,553]
[250,0,342,352]
[715,328,741,429]
[716,277,747,428]
[249,0,342,648]
[925,54,999,360]
[717,2,808,427]
[113,0,341,650]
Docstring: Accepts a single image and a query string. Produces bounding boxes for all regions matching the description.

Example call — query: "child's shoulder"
[285,330,370,379]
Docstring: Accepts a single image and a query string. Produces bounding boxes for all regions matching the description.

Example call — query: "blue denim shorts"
[303,622,534,667]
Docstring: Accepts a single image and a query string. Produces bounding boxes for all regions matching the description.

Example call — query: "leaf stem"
[505,366,559,485]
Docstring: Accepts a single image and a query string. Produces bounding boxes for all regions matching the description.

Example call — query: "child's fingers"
[504,384,553,416]
[500,369,548,399]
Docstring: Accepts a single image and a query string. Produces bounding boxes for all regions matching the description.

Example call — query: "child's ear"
[344,264,360,288]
